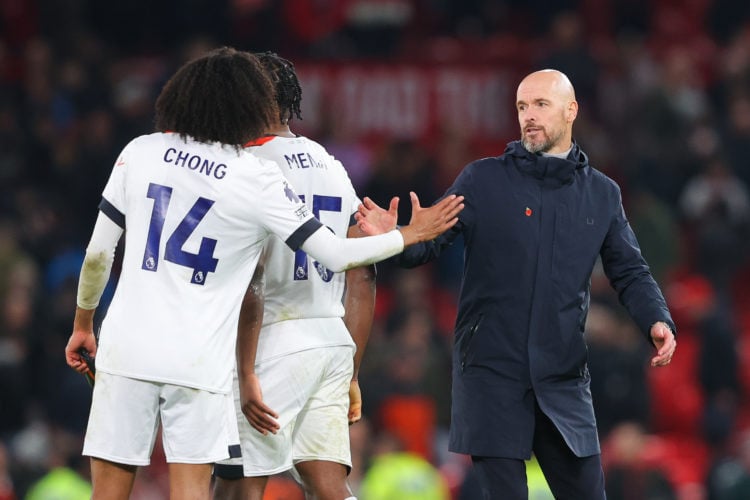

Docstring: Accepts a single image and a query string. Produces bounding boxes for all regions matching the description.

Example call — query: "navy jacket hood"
[504,140,588,186]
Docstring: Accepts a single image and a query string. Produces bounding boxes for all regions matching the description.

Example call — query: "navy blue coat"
[397,141,675,458]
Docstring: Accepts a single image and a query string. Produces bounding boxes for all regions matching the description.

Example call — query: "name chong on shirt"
[163,148,227,179]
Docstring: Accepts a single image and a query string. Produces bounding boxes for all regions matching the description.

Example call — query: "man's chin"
[522,139,547,154]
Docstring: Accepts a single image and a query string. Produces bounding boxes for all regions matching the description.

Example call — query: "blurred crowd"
[1,0,750,498]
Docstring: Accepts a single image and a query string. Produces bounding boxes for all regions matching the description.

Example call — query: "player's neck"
[268,123,296,138]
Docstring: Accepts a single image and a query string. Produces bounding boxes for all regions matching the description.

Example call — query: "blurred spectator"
[318,110,375,191]
[349,415,374,495]
[631,48,710,204]
[359,431,449,500]
[340,0,414,57]
[627,187,682,286]
[679,156,750,228]
[678,155,750,299]
[722,94,750,189]
[707,0,750,43]
[361,305,452,460]
[683,280,743,453]
[0,443,13,500]
[585,302,652,437]
[706,428,750,500]
[601,422,677,500]
[361,139,438,226]
[22,426,90,500]
[537,11,600,109]
[0,219,37,437]
[597,30,660,157]
[360,139,439,284]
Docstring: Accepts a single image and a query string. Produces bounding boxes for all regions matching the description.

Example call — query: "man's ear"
[566,100,579,123]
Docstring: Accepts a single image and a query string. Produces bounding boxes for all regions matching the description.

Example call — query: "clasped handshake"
[355,192,464,244]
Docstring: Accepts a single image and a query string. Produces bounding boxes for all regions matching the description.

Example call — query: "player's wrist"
[397,225,417,246]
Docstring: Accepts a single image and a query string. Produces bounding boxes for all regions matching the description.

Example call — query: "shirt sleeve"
[300,225,404,272]
[77,211,123,309]
[99,143,132,228]
[254,161,322,249]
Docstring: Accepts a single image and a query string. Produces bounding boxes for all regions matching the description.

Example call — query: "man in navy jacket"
[357,69,677,499]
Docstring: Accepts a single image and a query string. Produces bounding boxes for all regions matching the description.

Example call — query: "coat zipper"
[460,315,482,372]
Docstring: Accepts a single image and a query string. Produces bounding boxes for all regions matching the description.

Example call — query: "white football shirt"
[245,135,362,361]
[96,132,321,393]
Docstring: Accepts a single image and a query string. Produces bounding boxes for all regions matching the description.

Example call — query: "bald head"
[516,69,578,154]
[519,70,576,102]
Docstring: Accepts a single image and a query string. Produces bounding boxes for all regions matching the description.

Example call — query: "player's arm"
[357,191,468,268]
[299,192,464,271]
[343,224,377,425]
[236,253,280,435]
[65,211,122,373]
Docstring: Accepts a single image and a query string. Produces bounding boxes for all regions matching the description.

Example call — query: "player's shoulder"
[121,131,165,151]
[251,134,325,152]
[123,131,208,156]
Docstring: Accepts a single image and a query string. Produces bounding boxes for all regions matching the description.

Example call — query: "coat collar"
[503,140,588,186]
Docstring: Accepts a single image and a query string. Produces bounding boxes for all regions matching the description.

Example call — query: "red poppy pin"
[525,207,532,216]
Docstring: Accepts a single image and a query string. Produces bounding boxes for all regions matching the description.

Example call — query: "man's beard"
[521,126,565,153]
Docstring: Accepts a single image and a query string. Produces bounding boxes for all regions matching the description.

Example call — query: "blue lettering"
[308,153,326,169]
[285,154,299,168]
[297,153,310,168]
[188,155,201,170]
[165,148,226,180]
[200,159,214,176]
[214,164,227,179]
[175,150,190,167]
[164,148,177,163]
[283,152,327,169]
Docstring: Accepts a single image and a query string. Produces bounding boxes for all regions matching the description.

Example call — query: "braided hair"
[255,51,303,124]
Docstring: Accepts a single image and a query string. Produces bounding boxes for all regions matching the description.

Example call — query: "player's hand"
[239,373,280,435]
[348,380,362,425]
[65,329,97,375]
[399,192,464,246]
[355,196,399,235]
[650,321,676,367]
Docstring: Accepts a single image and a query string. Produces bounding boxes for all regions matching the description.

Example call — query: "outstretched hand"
[239,373,280,435]
[650,321,676,367]
[398,192,464,246]
[355,196,399,236]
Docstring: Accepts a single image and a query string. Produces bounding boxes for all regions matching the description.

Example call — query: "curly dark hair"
[255,51,303,124]
[155,47,277,148]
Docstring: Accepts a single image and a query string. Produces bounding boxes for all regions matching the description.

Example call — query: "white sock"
[344,497,357,500]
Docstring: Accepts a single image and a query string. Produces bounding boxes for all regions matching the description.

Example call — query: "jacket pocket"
[459,315,483,372]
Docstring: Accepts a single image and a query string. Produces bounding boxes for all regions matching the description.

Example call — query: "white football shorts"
[83,371,240,465]
[216,345,354,477]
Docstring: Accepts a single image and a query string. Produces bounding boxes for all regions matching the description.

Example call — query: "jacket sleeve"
[394,161,476,268]
[395,221,464,268]
[600,187,676,339]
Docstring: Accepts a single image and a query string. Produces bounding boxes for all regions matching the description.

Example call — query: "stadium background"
[1,0,750,498]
